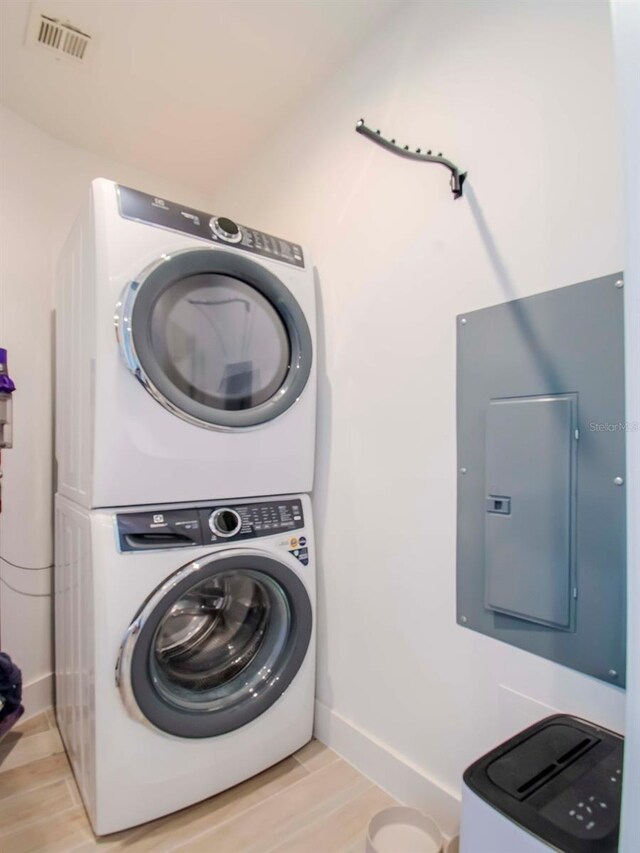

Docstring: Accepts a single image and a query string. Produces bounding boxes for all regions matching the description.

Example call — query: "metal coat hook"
[355,119,467,200]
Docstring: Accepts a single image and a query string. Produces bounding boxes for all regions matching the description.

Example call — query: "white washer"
[54,492,315,835]
[55,179,317,508]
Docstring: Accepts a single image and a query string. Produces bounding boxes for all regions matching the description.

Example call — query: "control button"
[210,216,242,243]
[299,536,306,546]
[209,507,242,538]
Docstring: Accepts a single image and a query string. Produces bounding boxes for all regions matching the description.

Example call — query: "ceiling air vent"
[26,11,93,63]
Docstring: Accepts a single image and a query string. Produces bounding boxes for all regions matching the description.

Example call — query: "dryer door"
[117,249,313,429]
[117,550,312,738]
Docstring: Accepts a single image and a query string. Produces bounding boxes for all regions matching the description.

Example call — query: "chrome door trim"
[115,552,211,730]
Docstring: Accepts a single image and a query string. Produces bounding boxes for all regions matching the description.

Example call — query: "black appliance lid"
[464,714,623,853]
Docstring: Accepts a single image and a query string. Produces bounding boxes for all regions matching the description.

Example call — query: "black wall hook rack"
[355,119,467,200]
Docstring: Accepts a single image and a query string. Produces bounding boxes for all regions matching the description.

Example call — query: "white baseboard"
[314,699,461,839]
[21,672,53,719]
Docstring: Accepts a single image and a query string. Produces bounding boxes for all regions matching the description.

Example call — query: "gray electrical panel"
[456,273,626,685]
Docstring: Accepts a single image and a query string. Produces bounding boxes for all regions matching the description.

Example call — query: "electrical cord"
[0,555,53,571]
[0,576,51,598]
[0,554,53,597]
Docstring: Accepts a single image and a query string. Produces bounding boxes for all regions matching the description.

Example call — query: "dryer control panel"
[116,499,305,552]
[117,185,305,268]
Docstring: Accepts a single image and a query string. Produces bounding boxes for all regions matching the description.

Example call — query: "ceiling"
[0,0,402,194]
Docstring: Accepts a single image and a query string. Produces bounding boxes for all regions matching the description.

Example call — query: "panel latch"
[486,495,511,515]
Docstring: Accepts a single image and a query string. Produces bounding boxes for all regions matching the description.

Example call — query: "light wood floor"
[0,710,396,852]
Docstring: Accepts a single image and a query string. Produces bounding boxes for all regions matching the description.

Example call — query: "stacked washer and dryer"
[54,179,317,834]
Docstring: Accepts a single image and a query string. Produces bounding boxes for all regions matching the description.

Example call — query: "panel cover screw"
[460,317,467,325]
[460,467,467,474]
[614,476,624,486]
[460,615,468,624]
[608,669,618,678]
[614,279,624,289]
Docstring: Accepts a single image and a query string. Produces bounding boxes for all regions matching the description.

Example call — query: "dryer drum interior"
[125,249,313,429]
[120,554,313,738]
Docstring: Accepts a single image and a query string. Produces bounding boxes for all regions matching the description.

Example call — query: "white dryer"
[54,492,315,835]
[55,179,317,508]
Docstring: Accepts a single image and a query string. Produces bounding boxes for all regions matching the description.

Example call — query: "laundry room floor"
[0,711,397,852]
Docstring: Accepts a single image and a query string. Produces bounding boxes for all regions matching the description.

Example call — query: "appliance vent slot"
[26,12,93,63]
[558,738,592,764]
[516,764,556,794]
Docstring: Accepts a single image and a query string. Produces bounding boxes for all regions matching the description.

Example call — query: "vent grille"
[27,12,93,63]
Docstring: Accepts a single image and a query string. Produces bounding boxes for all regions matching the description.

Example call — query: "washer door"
[117,249,313,429]
[117,551,312,738]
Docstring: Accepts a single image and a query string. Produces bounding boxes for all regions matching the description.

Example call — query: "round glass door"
[151,275,289,413]
[118,553,312,737]
[123,249,312,429]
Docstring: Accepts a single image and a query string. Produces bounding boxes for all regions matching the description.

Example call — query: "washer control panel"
[117,185,305,267]
[116,499,305,552]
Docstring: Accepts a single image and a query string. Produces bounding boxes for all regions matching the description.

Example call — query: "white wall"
[211,0,626,827]
[0,104,215,712]
[610,1,640,849]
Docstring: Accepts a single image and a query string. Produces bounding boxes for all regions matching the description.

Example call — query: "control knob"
[209,507,242,538]
[210,216,242,243]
